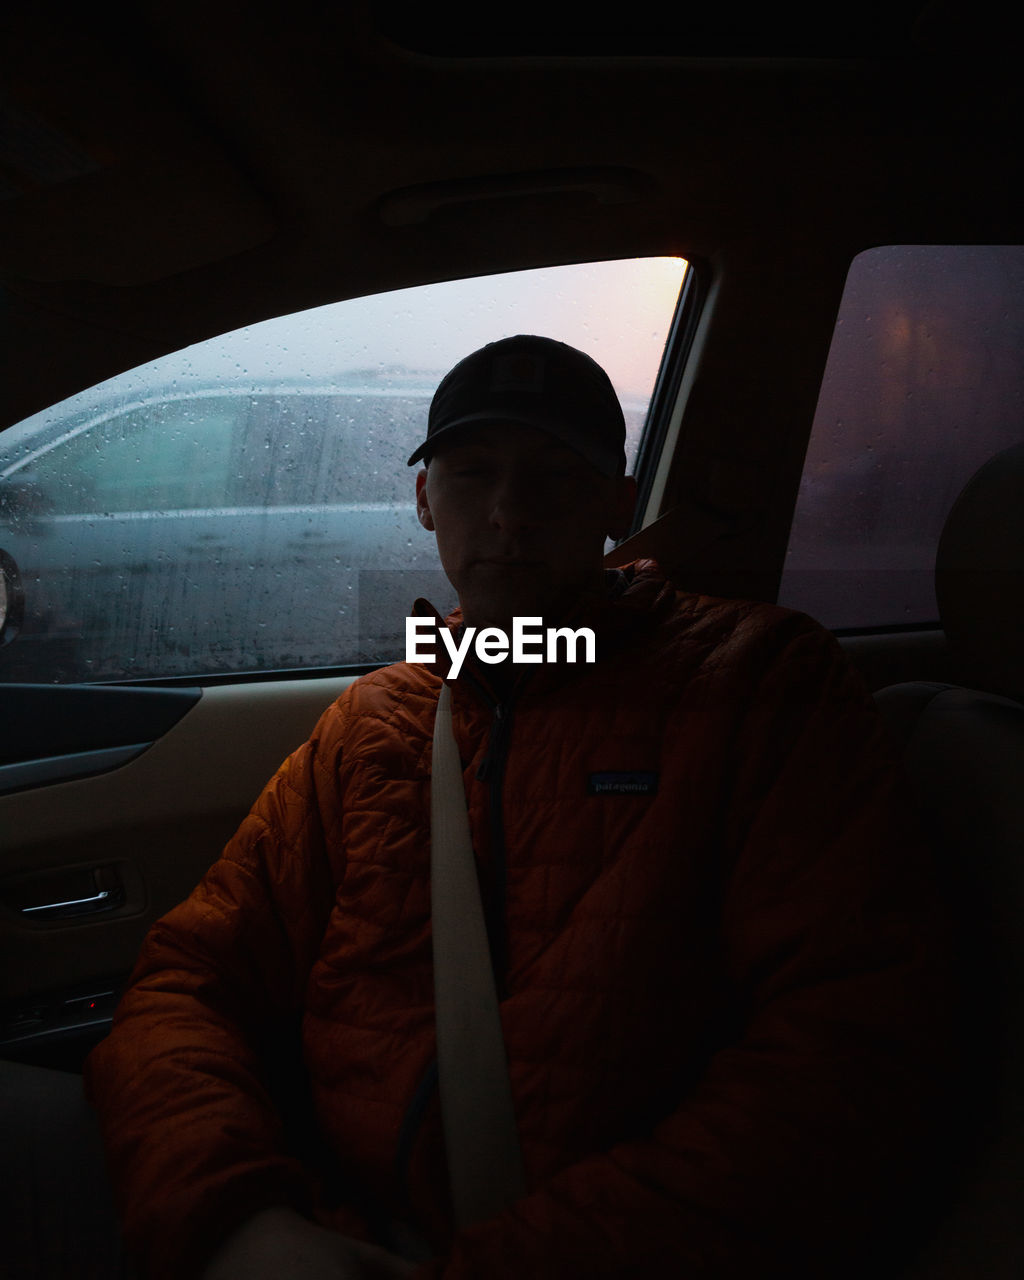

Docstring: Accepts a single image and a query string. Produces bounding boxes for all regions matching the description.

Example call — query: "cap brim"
[406,412,621,476]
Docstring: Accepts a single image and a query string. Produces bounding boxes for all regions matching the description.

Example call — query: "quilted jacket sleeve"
[83,694,355,1280]
[414,619,954,1279]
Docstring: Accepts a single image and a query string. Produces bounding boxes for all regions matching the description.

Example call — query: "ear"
[415,469,435,531]
[607,474,638,541]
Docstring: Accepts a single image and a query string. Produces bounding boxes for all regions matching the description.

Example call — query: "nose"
[488,470,538,534]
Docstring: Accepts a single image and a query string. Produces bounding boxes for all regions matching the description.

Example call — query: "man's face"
[415,423,636,631]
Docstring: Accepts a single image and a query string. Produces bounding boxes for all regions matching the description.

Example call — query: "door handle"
[5,864,125,921]
[22,886,117,919]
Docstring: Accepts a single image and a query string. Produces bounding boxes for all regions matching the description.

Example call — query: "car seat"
[874,442,1024,1278]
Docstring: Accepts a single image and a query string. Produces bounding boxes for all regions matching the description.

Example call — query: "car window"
[778,245,1024,631]
[0,258,687,684]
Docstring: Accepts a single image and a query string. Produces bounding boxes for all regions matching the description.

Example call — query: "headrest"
[936,442,1024,701]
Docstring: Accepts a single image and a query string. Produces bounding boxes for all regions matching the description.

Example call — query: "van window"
[28,399,240,515]
[0,258,687,683]
[778,245,1024,630]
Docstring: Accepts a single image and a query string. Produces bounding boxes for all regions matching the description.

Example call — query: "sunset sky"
[7,258,688,452]
[185,256,688,400]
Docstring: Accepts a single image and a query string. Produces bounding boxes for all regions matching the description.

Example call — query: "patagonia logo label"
[587,771,659,797]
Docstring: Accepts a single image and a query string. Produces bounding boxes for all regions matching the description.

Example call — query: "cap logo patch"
[490,351,546,394]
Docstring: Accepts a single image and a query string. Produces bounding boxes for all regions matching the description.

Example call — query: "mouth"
[473,557,539,570]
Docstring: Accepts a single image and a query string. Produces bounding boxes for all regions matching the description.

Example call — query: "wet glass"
[778,245,1024,630]
[0,259,687,682]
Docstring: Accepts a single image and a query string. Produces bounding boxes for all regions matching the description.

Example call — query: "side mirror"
[0,550,25,647]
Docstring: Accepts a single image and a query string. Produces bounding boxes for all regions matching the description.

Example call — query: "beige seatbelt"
[431,681,526,1227]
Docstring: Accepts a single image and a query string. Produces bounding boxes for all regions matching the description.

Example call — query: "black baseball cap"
[406,335,627,477]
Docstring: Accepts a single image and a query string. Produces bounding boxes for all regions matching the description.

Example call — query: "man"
[85,335,950,1279]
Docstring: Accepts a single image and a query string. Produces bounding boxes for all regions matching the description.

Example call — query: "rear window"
[0,258,687,683]
[778,245,1024,631]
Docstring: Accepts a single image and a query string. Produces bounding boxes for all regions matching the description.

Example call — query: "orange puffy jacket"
[85,561,951,1278]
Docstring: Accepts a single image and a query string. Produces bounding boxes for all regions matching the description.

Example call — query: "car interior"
[1,3,1021,1274]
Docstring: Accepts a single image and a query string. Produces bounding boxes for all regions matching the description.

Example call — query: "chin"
[471,595,568,632]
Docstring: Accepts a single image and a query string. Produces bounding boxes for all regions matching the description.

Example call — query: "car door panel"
[0,675,355,1062]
